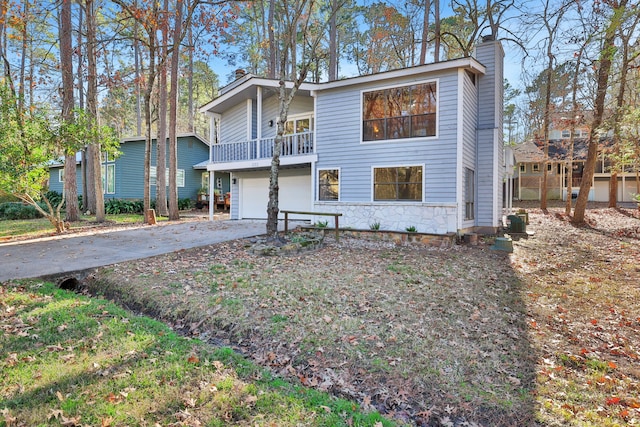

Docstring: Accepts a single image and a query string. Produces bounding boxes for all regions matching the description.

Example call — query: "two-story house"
[199,37,505,234]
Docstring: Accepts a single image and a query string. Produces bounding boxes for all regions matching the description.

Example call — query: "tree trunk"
[328,0,337,81]
[142,31,156,224]
[168,0,183,221]
[156,0,169,217]
[268,0,276,78]
[574,0,628,223]
[187,23,194,132]
[86,0,104,222]
[134,0,142,136]
[419,0,430,64]
[607,13,637,208]
[60,0,79,222]
[433,0,440,62]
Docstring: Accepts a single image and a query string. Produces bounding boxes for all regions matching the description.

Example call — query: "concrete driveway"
[0,219,271,282]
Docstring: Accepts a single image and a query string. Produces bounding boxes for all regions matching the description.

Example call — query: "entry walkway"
[0,219,272,282]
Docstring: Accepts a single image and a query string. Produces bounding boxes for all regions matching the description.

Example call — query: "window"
[101,153,116,194]
[519,164,526,173]
[547,163,553,172]
[373,166,423,201]
[285,116,312,134]
[201,172,209,191]
[58,169,64,182]
[465,168,475,220]
[100,164,116,194]
[318,169,339,201]
[532,164,540,172]
[562,130,570,138]
[150,166,185,187]
[363,82,436,141]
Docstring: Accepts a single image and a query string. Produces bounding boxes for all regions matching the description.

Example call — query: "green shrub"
[105,199,142,215]
[178,198,192,210]
[0,202,44,220]
[42,190,63,207]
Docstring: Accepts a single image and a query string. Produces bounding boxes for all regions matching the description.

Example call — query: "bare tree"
[574,0,630,224]
[608,11,640,207]
[538,0,571,211]
[266,0,345,239]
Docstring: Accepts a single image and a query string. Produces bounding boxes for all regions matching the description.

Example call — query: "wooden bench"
[281,210,343,241]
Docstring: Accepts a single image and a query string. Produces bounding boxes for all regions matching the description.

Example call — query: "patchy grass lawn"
[4,204,639,426]
[86,236,537,425]
[0,282,393,426]
[0,214,153,242]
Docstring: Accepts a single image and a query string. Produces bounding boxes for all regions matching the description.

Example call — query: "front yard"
[2,204,639,426]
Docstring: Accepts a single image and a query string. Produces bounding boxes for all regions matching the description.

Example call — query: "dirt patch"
[82,204,640,426]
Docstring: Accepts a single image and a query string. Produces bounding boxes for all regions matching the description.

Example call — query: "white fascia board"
[318,58,485,91]
[199,77,319,114]
[207,154,318,172]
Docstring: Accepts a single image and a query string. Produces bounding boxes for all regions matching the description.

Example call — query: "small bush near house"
[105,199,141,215]
[0,202,45,220]
[42,190,64,207]
[178,198,192,210]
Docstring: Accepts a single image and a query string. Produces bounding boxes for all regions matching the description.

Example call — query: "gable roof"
[199,56,486,115]
[48,133,210,169]
[513,137,615,163]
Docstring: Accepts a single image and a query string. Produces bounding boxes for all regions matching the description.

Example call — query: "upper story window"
[285,116,312,134]
[363,82,437,142]
[562,130,570,138]
[532,164,540,172]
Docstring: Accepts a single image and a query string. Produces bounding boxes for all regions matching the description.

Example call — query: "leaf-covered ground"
[76,204,639,426]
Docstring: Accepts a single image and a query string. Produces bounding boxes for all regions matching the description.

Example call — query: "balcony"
[211,132,315,167]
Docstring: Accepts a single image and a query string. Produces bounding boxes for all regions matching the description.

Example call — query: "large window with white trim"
[373,166,423,201]
[363,82,437,141]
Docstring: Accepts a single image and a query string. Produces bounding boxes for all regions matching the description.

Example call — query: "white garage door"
[240,171,311,219]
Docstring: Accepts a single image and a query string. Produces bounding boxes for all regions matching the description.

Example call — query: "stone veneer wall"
[312,202,458,235]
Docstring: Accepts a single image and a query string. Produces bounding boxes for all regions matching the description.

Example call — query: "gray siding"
[221,101,248,142]
[475,40,504,227]
[261,94,314,140]
[315,71,460,204]
[462,72,478,168]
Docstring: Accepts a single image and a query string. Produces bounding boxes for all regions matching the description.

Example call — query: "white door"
[239,170,311,219]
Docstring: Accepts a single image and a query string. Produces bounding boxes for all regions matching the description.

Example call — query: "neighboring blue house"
[198,38,505,234]
[48,134,222,201]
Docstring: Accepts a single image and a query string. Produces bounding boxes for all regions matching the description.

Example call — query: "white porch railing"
[211,131,314,163]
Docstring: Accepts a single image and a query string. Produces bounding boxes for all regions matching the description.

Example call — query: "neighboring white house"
[199,37,505,234]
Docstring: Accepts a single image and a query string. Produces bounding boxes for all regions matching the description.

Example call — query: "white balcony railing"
[211,131,314,163]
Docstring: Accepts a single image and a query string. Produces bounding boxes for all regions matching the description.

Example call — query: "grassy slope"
[0,282,394,426]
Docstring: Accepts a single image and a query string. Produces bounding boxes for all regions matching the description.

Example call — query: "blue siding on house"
[315,72,459,204]
[48,165,82,195]
[47,135,209,201]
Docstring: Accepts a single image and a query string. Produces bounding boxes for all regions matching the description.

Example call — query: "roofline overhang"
[199,57,486,115]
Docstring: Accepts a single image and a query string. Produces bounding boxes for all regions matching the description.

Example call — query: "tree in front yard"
[0,80,117,233]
